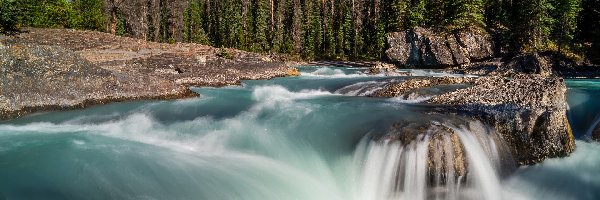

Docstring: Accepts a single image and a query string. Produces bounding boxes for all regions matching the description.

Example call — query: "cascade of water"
[585,115,600,139]
[355,120,506,200]
[356,135,430,200]
[335,81,390,96]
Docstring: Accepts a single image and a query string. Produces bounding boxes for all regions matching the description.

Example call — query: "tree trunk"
[111,7,117,34]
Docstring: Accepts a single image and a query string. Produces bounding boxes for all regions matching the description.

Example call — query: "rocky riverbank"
[385,27,600,78]
[0,28,296,120]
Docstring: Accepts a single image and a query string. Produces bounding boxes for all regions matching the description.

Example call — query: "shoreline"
[0,28,296,121]
[1,28,597,121]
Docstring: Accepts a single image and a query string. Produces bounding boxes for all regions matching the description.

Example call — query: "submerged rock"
[368,62,400,75]
[385,27,494,67]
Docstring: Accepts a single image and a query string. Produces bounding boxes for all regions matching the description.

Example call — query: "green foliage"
[0,0,20,33]
[508,0,556,52]
[218,46,232,59]
[116,13,126,36]
[448,0,485,30]
[0,0,105,33]
[552,0,582,52]
[406,0,426,29]
[71,0,106,31]
[184,0,210,45]
[2,0,596,62]
[250,0,269,52]
[18,0,77,28]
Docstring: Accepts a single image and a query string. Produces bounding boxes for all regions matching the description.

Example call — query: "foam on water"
[408,69,478,78]
[334,81,390,96]
[302,67,374,78]
[351,121,506,200]
[0,71,598,200]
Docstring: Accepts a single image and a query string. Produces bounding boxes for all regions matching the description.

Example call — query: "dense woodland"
[0,0,598,62]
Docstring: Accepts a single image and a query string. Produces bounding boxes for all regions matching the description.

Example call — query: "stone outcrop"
[386,27,494,67]
[370,77,475,98]
[0,28,295,120]
[368,62,397,74]
[368,75,575,166]
[428,75,575,165]
[379,120,469,179]
[375,116,515,184]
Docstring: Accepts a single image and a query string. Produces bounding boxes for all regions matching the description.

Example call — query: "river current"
[0,67,599,200]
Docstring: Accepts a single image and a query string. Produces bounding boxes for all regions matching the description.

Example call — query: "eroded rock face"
[429,75,575,165]
[367,75,575,166]
[374,118,514,185]
[386,27,494,67]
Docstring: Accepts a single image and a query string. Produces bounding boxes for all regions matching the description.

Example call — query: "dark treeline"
[1,0,598,62]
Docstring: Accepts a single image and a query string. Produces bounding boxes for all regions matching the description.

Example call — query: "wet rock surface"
[0,28,295,120]
[375,117,515,184]
[593,123,600,141]
[370,77,475,98]
[386,27,494,67]
[369,75,575,166]
[428,75,575,165]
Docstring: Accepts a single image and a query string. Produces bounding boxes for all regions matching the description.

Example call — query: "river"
[0,67,598,200]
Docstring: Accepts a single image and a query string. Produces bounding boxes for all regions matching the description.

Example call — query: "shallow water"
[0,67,599,200]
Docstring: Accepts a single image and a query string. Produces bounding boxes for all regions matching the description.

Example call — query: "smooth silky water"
[0,67,598,200]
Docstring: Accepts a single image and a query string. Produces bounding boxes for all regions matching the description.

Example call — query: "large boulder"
[386,27,494,68]
[368,75,575,166]
[429,75,575,165]
[373,116,515,185]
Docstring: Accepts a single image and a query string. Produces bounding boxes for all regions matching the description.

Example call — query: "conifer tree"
[448,0,485,30]
[509,0,555,52]
[553,0,582,53]
[405,0,426,29]
[183,0,209,44]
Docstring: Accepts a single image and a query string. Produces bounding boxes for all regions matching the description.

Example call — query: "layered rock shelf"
[0,29,296,120]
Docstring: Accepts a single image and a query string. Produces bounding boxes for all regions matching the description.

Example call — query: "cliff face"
[385,27,494,67]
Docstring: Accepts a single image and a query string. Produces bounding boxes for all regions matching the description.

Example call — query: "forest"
[0,0,598,62]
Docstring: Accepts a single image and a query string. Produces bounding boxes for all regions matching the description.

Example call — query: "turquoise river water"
[0,67,599,200]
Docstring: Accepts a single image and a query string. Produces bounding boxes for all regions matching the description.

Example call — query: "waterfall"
[354,121,507,200]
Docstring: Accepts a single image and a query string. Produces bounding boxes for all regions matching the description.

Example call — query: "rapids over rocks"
[0,67,599,200]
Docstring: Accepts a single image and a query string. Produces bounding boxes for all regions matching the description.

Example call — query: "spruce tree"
[448,0,485,30]
[553,0,582,53]
[510,0,555,52]
[183,0,209,44]
[405,0,426,29]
